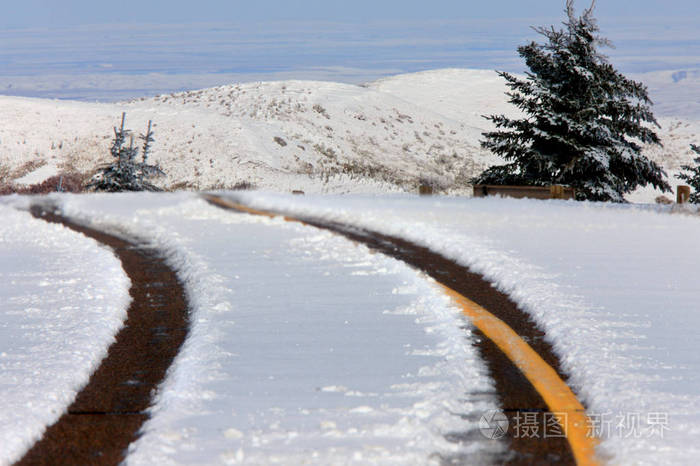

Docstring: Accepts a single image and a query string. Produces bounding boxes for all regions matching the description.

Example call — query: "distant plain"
[1,17,698,104]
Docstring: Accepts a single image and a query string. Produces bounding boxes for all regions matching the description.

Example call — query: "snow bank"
[234,192,700,464]
[0,204,130,465]
[56,193,502,464]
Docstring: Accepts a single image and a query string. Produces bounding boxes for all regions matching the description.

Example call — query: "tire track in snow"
[204,194,598,466]
[15,205,190,466]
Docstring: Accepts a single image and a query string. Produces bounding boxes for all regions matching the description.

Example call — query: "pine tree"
[474,0,670,202]
[88,113,164,192]
[677,144,700,203]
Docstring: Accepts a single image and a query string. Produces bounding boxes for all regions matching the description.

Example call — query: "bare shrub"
[169,181,194,191]
[655,195,674,205]
[0,165,10,184]
[206,180,258,191]
[313,143,338,160]
[312,104,331,120]
[231,181,257,191]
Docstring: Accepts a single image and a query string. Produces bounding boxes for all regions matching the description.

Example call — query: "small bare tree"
[88,113,164,192]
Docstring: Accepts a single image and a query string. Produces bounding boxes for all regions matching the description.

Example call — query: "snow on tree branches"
[677,144,700,204]
[473,0,670,202]
[88,113,164,192]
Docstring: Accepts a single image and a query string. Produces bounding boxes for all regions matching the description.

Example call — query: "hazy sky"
[2,0,698,28]
[1,0,698,101]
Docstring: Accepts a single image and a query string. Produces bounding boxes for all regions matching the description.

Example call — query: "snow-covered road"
[236,192,700,464]
[3,192,700,464]
[2,193,501,465]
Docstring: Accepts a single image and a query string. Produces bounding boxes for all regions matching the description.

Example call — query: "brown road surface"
[16,205,189,466]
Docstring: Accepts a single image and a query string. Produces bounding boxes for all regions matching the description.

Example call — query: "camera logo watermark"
[479,410,509,439]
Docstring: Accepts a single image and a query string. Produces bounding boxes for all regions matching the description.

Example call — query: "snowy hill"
[127,78,496,192]
[1,69,698,199]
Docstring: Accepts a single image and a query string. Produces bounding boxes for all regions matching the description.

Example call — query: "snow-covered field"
[1,68,698,201]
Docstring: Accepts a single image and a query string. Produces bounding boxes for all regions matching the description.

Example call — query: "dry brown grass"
[0,173,86,195]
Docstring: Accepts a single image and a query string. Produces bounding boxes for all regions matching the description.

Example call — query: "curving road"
[204,194,598,465]
[16,197,597,465]
[16,205,190,465]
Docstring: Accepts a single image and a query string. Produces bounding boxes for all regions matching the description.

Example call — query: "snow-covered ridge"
[128,77,494,191]
[1,69,698,199]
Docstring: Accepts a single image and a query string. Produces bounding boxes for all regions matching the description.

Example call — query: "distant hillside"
[1,69,698,200]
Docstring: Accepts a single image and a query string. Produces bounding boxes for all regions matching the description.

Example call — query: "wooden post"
[677,185,691,204]
[550,185,565,199]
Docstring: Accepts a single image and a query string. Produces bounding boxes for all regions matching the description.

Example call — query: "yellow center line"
[440,285,599,465]
[202,194,600,465]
